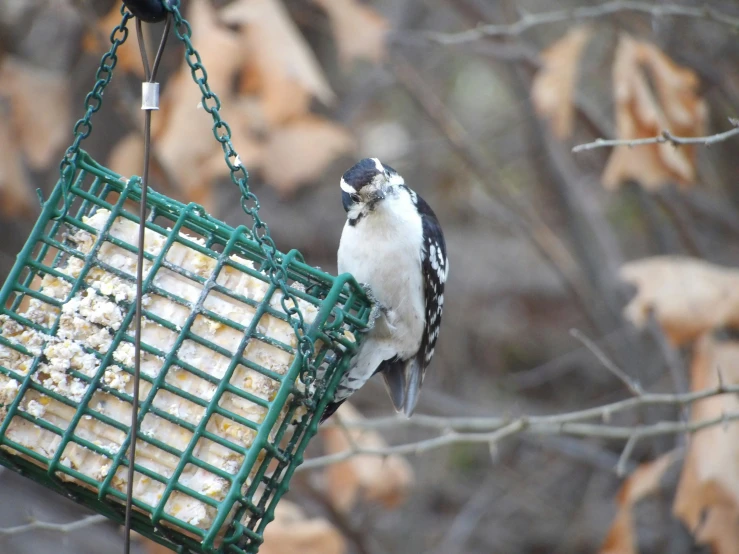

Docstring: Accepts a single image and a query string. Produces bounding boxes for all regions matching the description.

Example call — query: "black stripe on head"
[342,158,383,192]
[382,162,398,175]
[342,190,354,212]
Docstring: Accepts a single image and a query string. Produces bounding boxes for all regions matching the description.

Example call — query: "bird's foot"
[360,283,388,332]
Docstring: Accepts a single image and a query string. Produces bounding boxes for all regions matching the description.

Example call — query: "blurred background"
[1,0,738,553]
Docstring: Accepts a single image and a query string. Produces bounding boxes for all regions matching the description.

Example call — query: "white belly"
[337,197,425,358]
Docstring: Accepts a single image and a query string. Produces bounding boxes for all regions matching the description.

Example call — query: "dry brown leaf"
[261,500,346,554]
[140,536,173,554]
[600,450,683,554]
[107,133,144,179]
[261,116,354,196]
[673,335,739,553]
[602,34,707,190]
[320,403,413,513]
[204,97,265,182]
[141,501,346,554]
[620,256,739,346]
[154,0,245,211]
[531,26,592,139]
[0,103,35,217]
[314,0,389,67]
[220,0,334,127]
[82,4,143,77]
[0,56,70,170]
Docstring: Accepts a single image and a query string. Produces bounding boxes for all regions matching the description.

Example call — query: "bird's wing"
[403,197,447,416]
[334,335,397,403]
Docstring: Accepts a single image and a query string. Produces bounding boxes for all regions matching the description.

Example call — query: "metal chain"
[58,5,133,205]
[165,4,317,387]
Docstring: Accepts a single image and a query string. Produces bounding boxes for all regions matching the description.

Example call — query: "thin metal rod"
[135,18,151,81]
[123,109,150,554]
[124,14,170,554]
[151,16,171,79]
[135,15,171,82]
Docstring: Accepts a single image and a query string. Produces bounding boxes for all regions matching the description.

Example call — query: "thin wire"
[136,18,151,81]
[124,15,171,554]
[150,17,170,79]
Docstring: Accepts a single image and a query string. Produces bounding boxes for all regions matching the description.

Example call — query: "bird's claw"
[360,283,388,332]
[360,282,378,303]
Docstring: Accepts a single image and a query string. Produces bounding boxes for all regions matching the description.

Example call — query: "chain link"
[57,2,316,387]
[166,4,317,386]
[58,5,133,211]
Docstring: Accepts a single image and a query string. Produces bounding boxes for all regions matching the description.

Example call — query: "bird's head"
[340,158,405,217]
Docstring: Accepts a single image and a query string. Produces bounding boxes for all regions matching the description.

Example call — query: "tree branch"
[299,479,376,554]
[425,1,739,45]
[302,409,739,470]
[0,514,107,536]
[300,382,739,470]
[570,328,644,396]
[572,119,739,152]
[303,409,739,471]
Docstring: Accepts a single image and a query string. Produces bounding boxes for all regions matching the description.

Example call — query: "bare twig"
[335,380,739,432]
[327,382,739,433]
[300,381,739,471]
[335,409,364,453]
[425,1,739,44]
[570,328,644,396]
[616,434,640,476]
[530,435,634,474]
[572,119,739,152]
[716,365,726,390]
[646,312,690,397]
[300,479,376,554]
[652,188,708,259]
[509,326,637,390]
[302,409,739,470]
[680,189,739,239]
[431,476,497,554]
[390,33,543,68]
[0,514,107,536]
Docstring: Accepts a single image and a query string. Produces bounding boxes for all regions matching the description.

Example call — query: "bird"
[321,158,448,422]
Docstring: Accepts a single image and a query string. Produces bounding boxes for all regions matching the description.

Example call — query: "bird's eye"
[351,193,361,203]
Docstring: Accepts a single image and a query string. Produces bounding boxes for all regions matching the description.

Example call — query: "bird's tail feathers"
[381,357,424,417]
[402,358,424,417]
[343,339,426,417]
[381,360,406,412]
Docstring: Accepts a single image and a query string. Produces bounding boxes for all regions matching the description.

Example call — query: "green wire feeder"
[0,4,371,553]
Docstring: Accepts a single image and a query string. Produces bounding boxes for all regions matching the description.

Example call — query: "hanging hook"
[136,13,171,110]
[136,14,171,85]
[122,0,170,23]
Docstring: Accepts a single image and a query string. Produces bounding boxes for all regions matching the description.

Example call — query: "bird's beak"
[368,187,386,206]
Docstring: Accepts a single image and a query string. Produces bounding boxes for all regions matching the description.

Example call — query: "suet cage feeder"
[0,3,372,553]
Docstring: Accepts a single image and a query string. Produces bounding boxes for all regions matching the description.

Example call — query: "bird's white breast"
[338,188,425,357]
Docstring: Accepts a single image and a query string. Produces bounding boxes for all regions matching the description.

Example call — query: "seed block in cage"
[0,152,371,553]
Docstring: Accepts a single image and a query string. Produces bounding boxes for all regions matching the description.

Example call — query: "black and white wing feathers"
[401,188,447,415]
[418,196,447,369]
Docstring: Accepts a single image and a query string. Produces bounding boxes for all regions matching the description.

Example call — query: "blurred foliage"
[1,1,739,553]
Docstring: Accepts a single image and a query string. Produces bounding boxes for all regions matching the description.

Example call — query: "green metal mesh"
[0,151,372,553]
